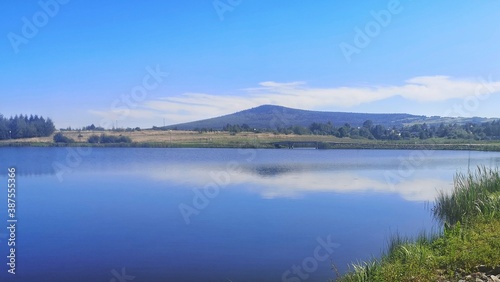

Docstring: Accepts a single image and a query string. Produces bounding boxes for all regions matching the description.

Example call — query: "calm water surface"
[0,148,499,282]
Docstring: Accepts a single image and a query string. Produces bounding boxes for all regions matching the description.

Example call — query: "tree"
[370,125,385,139]
[0,114,55,139]
[363,120,373,129]
[0,116,9,139]
[292,125,310,135]
[338,126,349,138]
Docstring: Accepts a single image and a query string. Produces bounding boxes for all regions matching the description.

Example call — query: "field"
[0,130,353,147]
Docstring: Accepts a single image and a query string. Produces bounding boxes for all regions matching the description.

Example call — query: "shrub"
[88,135,100,143]
[53,132,75,143]
[87,134,132,144]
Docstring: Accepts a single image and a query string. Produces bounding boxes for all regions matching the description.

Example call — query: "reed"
[334,166,500,282]
[433,166,500,226]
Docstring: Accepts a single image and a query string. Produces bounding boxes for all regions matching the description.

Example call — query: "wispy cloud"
[89,75,500,126]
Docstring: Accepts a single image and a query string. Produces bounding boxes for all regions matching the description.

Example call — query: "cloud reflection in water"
[152,163,454,202]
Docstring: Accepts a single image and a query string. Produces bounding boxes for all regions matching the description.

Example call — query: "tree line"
[220,120,500,141]
[61,124,141,132]
[0,114,55,140]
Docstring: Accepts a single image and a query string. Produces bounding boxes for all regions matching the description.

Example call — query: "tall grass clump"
[433,166,500,226]
[335,259,381,282]
[334,166,500,282]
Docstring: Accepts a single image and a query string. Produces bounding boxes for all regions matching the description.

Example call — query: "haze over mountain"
[158,105,496,131]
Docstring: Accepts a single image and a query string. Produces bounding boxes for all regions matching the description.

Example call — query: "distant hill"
[159,105,435,130]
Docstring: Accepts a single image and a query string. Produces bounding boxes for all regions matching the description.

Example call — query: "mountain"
[160,105,433,130]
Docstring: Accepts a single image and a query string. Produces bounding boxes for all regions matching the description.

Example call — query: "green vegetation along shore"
[2,130,500,151]
[334,167,500,282]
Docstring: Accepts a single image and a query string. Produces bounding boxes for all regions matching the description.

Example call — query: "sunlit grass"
[334,167,500,282]
[433,167,500,226]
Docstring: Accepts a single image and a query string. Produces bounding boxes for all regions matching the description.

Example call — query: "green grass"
[334,167,500,282]
[433,167,500,226]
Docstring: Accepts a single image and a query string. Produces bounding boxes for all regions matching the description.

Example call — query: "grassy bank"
[335,168,500,282]
[2,141,500,151]
[0,141,276,148]
[1,130,500,150]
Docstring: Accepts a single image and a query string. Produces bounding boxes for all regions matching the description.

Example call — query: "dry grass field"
[0,130,347,146]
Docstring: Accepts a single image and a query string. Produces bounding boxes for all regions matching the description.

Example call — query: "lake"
[0,148,499,282]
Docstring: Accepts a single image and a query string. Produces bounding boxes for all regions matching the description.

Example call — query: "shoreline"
[1,130,500,151]
[1,141,500,151]
[335,168,500,282]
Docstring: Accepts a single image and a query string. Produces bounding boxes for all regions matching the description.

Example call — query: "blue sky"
[1,0,500,129]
